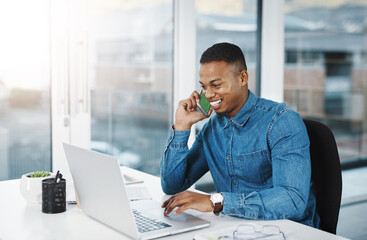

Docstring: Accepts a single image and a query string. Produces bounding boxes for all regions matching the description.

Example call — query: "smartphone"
[196,91,211,117]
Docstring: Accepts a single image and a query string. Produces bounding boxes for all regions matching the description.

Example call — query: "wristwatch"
[210,192,224,216]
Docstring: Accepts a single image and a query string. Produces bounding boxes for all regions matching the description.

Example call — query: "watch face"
[211,193,223,204]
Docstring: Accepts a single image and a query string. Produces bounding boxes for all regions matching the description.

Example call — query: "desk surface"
[0,167,349,240]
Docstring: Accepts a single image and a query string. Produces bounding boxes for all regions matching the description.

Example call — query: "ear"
[240,70,248,87]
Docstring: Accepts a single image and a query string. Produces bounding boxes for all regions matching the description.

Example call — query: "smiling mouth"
[210,99,222,109]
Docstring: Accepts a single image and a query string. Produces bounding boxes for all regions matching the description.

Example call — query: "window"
[194,0,259,191]
[195,0,258,94]
[195,0,258,132]
[88,1,173,176]
[283,1,367,165]
[0,0,51,180]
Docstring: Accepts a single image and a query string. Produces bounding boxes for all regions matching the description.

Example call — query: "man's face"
[199,61,248,117]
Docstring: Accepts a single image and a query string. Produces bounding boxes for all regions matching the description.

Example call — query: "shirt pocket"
[238,149,271,185]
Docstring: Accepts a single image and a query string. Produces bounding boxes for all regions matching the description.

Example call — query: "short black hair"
[200,42,247,70]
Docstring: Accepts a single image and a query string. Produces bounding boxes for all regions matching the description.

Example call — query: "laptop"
[63,143,210,240]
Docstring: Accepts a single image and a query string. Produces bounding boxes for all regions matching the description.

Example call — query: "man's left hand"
[161,191,214,216]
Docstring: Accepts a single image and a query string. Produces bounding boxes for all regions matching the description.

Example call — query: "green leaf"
[30,171,51,178]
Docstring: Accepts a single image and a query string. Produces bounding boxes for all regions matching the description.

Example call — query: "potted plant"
[19,171,54,204]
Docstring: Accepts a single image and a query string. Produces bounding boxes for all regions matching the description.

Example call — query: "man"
[160,42,320,228]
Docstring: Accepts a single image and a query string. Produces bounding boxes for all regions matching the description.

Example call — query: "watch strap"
[213,202,223,216]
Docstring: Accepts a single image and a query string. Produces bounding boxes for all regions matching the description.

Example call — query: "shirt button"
[231,209,235,213]
[233,182,236,185]
[258,216,262,219]
[226,156,230,160]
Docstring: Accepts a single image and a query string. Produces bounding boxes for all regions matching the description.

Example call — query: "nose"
[203,88,215,99]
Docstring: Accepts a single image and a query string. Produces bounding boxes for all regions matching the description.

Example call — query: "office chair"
[303,119,342,234]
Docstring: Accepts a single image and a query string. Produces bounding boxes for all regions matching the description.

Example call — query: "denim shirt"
[160,90,320,228]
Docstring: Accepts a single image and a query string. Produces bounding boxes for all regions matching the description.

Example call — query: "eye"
[212,84,221,88]
[201,85,206,90]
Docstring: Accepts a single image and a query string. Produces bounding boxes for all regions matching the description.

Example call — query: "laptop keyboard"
[133,209,172,233]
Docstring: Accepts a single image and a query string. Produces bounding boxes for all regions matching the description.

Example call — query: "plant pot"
[19,172,55,204]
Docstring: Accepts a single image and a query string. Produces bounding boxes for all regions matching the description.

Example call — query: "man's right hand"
[174,91,212,131]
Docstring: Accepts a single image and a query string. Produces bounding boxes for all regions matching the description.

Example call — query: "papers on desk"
[65,178,152,203]
[122,173,152,201]
[123,174,144,185]
[123,173,152,201]
[125,184,152,201]
[66,181,77,204]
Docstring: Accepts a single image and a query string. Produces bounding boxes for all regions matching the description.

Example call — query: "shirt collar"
[221,90,257,129]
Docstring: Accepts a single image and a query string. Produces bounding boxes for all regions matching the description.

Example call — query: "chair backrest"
[303,119,342,234]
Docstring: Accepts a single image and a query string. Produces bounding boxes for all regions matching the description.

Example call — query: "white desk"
[0,167,349,240]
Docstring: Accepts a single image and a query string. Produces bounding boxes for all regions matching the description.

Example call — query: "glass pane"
[284,1,367,165]
[0,0,51,180]
[195,0,258,130]
[88,1,173,176]
[195,0,258,192]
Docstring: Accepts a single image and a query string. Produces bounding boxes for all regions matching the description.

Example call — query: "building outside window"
[0,0,51,180]
[3,0,364,184]
[283,0,367,166]
[88,0,173,176]
[195,0,258,129]
[194,0,258,191]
